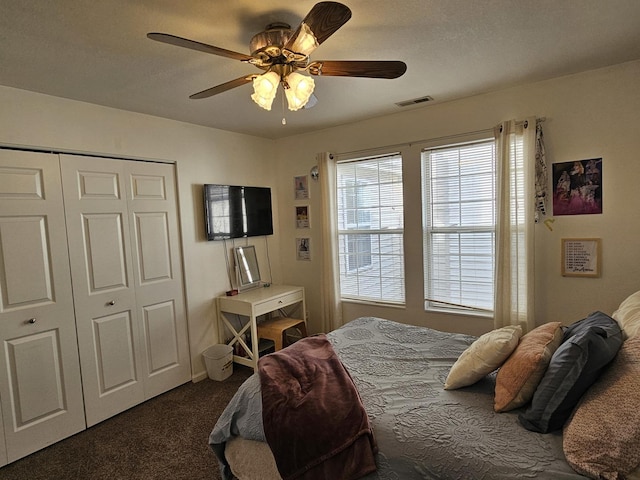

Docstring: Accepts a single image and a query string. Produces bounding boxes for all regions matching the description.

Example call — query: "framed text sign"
[561,238,601,277]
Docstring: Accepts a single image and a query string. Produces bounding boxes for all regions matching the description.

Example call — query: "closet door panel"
[93,311,138,391]
[5,331,67,421]
[134,212,172,283]
[82,213,128,291]
[143,300,180,373]
[0,217,52,305]
[126,162,190,397]
[0,149,85,463]
[60,154,144,427]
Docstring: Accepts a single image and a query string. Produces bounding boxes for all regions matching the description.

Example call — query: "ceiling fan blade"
[308,60,407,79]
[189,76,254,99]
[285,2,352,56]
[147,33,253,62]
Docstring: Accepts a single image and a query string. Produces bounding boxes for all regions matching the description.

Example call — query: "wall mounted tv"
[204,184,274,241]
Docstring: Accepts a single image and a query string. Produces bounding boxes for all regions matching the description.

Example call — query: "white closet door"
[0,149,85,462]
[61,155,145,426]
[125,161,190,398]
[61,155,190,426]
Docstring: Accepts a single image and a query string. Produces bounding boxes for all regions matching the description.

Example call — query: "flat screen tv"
[204,184,274,241]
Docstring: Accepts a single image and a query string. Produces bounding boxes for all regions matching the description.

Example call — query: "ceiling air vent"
[395,96,434,107]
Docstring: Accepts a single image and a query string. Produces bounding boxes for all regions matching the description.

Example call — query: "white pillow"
[444,325,522,390]
[612,290,640,339]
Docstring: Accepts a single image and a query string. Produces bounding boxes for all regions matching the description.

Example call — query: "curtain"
[494,118,537,332]
[535,121,549,223]
[317,152,343,332]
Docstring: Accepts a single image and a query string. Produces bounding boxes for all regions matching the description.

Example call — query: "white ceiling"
[2,0,640,139]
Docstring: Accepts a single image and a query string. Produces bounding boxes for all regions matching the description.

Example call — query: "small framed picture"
[561,238,601,277]
[296,205,310,228]
[296,237,311,261]
[294,175,309,200]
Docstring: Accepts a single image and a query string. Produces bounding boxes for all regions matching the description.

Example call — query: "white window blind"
[422,140,496,313]
[336,154,404,303]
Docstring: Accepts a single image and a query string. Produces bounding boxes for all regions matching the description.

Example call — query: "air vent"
[395,96,434,107]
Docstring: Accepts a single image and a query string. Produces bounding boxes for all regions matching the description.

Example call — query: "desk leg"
[249,316,259,371]
[217,310,258,371]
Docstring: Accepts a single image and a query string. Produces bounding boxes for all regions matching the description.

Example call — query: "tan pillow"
[563,336,640,479]
[613,290,640,339]
[494,322,563,412]
[444,325,522,390]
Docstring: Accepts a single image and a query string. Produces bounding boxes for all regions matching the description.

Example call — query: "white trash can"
[202,344,233,381]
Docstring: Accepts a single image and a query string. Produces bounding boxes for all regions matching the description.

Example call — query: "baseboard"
[192,370,209,382]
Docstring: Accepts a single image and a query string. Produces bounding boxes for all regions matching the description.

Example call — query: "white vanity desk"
[216,284,305,371]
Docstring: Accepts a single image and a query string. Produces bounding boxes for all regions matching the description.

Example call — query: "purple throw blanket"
[258,334,377,480]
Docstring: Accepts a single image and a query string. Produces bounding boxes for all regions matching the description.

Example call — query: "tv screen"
[204,184,274,241]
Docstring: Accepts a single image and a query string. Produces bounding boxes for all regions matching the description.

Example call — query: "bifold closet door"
[124,160,191,399]
[60,155,190,426]
[0,149,85,463]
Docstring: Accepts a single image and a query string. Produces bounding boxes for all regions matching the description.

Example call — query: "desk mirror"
[234,245,261,291]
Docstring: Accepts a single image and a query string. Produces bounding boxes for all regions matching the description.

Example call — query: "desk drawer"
[254,290,303,316]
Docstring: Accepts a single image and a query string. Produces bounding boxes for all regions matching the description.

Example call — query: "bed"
[210,312,640,480]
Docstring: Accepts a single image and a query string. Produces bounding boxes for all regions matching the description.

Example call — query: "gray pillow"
[519,311,623,433]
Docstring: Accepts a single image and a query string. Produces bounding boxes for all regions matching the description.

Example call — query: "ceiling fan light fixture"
[251,71,280,110]
[284,71,315,111]
[287,23,319,56]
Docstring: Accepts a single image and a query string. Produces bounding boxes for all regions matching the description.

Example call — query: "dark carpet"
[0,366,253,480]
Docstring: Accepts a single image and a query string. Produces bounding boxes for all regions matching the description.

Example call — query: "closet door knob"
[107,300,116,306]
[27,318,37,324]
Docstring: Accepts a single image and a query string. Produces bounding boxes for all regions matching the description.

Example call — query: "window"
[336,154,404,303]
[422,140,496,314]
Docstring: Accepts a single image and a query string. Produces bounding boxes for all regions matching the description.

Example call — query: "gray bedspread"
[210,317,587,479]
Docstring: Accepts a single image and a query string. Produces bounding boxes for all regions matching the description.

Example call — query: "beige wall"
[274,60,640,336]
[0,85,279,380]
[2,59,639,378]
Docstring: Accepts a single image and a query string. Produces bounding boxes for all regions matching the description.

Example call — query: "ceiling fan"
[147,1,407,112]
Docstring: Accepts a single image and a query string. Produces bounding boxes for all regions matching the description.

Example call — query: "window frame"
[421,137,497,316]
[335,152,405,305]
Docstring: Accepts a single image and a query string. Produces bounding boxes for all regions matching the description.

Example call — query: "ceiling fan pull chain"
[281,91,287,125]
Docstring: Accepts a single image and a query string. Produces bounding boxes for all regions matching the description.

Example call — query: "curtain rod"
[518,117,546,128]
[334,117,546,159]
[334,127,492,159]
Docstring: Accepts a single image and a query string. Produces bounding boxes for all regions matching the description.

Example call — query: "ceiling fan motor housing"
[250,23,293,64]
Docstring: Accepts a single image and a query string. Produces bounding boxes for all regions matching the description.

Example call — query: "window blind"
[336,154,404,303]
[422,140,496,313]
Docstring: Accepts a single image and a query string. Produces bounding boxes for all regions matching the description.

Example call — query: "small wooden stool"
[257,317,308,351]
